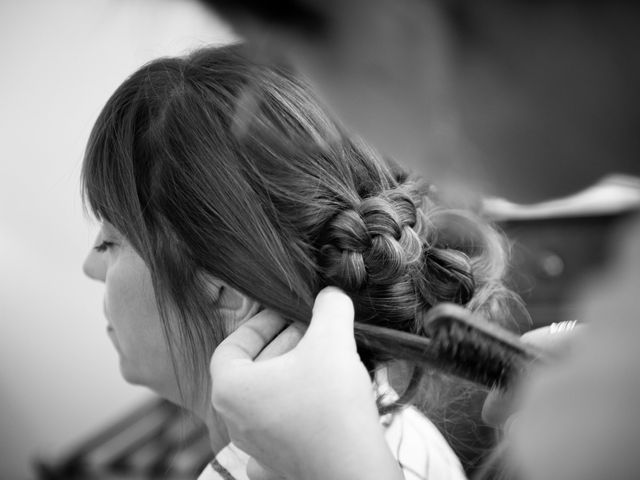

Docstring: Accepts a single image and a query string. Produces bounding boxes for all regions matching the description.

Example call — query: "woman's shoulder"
[377,373,467,480]
[198,412,467,480]
[385,406,468,480]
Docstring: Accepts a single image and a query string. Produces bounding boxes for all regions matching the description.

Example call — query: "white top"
[197,406,467,480]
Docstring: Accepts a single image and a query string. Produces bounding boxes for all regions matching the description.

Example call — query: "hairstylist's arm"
[210,287,404,480]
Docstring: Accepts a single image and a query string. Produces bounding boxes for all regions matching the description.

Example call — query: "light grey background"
[0,1,234,477]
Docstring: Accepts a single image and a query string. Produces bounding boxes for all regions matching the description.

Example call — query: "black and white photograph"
[2,1,639,479]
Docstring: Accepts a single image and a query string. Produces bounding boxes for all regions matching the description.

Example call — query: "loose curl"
[82,43,522,471]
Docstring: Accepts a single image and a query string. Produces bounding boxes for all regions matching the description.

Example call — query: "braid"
[319,188,422,292]
[317,180,491,369]
[314,170,518,372]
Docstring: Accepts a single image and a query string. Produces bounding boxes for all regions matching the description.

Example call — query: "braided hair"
[319,184,487,359]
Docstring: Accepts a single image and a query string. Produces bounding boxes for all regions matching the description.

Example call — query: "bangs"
[82,113,131,224]
[81,69,160,254]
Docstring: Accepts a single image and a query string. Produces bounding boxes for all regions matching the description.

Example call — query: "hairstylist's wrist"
[292,404,403,480]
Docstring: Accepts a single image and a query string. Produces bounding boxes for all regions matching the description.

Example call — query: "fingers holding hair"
[211,309,287,372]
[302,287,356,351]
[255,322,305,361]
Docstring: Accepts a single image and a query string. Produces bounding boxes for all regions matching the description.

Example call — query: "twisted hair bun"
[319,189,422,290]
[317,179,506,366]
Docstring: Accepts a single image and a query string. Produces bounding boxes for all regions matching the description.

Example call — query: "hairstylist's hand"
[481,322,582,429]
[210,287,403,480]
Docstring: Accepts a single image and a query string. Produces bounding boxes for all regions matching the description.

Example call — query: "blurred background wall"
[0,1,233,477]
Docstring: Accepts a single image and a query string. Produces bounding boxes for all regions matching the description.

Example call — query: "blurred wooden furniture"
[36,398,213,480]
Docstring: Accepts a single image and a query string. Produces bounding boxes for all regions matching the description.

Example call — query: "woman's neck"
[183,395,231,455]
[203,404,231,454]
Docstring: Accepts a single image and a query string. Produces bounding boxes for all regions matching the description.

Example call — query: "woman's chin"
[118,361,150,387]
[119,361,186,405]
[118,359,161,390]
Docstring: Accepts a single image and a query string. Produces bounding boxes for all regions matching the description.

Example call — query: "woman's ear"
[204,277,261,332]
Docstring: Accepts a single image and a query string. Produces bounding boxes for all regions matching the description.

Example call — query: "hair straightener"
[356,303,552,391]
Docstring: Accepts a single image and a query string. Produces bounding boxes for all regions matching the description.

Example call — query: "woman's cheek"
[104,253,169,384]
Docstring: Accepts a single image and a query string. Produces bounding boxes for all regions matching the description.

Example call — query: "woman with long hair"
[82,43,516,480]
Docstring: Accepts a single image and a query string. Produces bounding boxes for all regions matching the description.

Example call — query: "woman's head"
[82,44,513,412]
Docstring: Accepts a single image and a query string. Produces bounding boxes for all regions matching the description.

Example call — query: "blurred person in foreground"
[200,1,640,480]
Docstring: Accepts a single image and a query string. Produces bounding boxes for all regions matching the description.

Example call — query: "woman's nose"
[83,248,106,282]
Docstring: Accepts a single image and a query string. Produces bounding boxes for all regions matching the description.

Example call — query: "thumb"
[302,287,356,352]
[210,309,287,374]
[482,387,517,428]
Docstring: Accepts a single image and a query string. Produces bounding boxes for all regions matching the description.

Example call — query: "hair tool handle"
[354,304,552,390]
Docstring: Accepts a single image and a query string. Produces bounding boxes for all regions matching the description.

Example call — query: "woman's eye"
[94,241,115,253]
